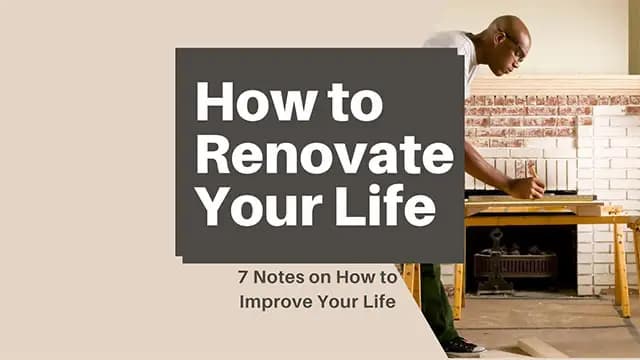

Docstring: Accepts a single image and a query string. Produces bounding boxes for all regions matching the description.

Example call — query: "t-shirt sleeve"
[423,33,472,99]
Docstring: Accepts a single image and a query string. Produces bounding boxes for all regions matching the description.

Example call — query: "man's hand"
[506,177,546,199]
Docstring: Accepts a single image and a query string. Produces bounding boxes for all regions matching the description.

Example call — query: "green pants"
[420,263,459,343]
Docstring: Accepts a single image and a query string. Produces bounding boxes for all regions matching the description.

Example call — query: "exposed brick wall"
[443,95,640,296]
[465,95,640,149]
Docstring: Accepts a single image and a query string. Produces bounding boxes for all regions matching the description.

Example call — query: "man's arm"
[464,140,545,199]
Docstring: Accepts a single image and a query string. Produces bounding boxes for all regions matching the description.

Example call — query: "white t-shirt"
[423,31,478,99]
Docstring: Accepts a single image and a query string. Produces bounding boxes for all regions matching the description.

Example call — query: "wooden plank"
[576,205,609,216]
[465,214,638,227]
[402,263,421,306]
[473,206,575,214]
[634,225,640,292]
[517,337,568,358]
[613,224,631,317]
[453,264,463,320]
[480,350,531,358]
[466,200,604,207]
[465,201,607,216]
[467,195,596,202]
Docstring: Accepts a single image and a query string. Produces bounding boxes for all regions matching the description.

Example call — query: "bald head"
[474,15,531,76]
[488,15,531,55]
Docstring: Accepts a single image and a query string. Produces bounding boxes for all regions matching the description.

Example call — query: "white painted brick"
[510,148,543,158]
[627,127,640,136]
[594,264,610,274]
[595,148,627,159]
[594,253,613,263]
[578,243,593,253]
[594,231,613,243]
[441,264,454,275]
[478,148,510,158]
[627,169,640,179]
[577,148,593,159]
[577,180,593,191]
[595,285,613,295]
[594,106,626,116]
[441,274,453,286]
[578,253,592,264]
[625,241,636,253]
[578,285,594,296]
[465,173,475,188]
[543,148,577,158]
[578,264,593,275]
[616,200,640,210]
[611,158,640,168]
[578,232,593,243]
[610,116,640,126]
[556,138,575,148]
[594,169,626,179]
[577,126,593,138]
[577,159,593,169]
[594,274,615,285]
[578,169,593,179]
[610,179,640,189]
[609,137,640,147]
[594,159,610,168]
[593,116,610,126]
[578,224,594,232]
[578,274,593,285]
[578,179,609,191]
[577,138,594,148]
[628,148,640,158]
[594,190,627,200]
[626,232,635,243]
[594,127,627,137]
[627,190,640,199]
[594,243,611,253]
[594,179,610,189]
[525,138,557,148]
[594,224,611,231]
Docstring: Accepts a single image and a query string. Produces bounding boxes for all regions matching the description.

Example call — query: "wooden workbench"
[402,199,640,320]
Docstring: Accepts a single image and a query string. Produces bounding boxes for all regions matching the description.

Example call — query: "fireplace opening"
[465,190,578,295]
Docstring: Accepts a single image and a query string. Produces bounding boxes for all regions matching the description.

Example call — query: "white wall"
[429,0,629,74]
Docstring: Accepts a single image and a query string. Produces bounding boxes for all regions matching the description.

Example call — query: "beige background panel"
[0,1,447,358]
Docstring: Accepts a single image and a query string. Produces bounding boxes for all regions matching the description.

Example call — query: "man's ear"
[494,31,506,46]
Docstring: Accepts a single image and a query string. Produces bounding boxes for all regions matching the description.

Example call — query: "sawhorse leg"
[613,223,631,317]
[633,223,640,294]
[402,263,421,306]
[453,264,464,320]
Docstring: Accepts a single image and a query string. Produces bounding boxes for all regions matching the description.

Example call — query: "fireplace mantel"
[471,74,640,96]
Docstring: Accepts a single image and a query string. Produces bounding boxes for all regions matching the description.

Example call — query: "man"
[421,15,546,357]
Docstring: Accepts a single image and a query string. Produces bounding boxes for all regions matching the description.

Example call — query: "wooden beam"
[465,215,638,227]
[517,337,569,358]
[453,264,463,320]
[613,224,631,317]
[466,195,596,202]
[402,264,421,306]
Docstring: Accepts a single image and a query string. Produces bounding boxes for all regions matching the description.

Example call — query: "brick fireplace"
[441,75,640,296]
